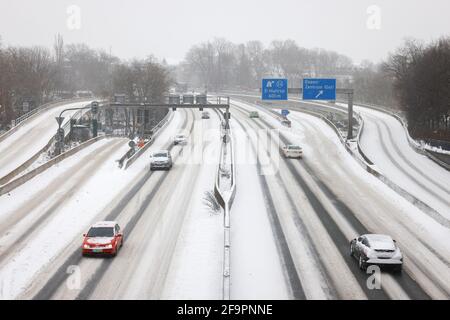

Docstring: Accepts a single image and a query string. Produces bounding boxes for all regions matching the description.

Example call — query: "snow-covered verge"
[0,111,185,299]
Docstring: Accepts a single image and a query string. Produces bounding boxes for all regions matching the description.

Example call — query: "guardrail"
[212,107,236,300]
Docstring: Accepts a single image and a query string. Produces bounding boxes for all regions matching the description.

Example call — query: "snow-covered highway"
[0,108,226,300]
[0,95,449,300]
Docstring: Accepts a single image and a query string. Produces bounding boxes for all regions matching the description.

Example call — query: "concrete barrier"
[0,135,107,196]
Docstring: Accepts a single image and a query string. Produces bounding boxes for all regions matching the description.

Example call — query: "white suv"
[282,145,303,158]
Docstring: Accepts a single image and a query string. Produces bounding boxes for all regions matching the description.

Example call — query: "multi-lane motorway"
[0,97,448,300]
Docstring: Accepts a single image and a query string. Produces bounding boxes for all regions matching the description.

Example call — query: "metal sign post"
[277,86,355,140]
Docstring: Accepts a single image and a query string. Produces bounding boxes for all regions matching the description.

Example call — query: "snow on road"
[228,114,289,299]
[0,111,185,299]
[231,99,450,299]
[287,110,450,298]
[0,100,93,180]
[162,110,223,299]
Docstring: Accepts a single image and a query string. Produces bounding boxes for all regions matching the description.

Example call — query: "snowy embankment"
[0,111,184,299]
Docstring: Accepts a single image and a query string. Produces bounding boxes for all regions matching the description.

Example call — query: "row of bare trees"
[383,38,450,141]
[179,37,448,142]
[112,57,171,104]
[0,35,171,129]
[178,38,354,90]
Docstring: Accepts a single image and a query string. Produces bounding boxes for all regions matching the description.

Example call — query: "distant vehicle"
[350,234,403,272]
[249,111,259,118]
[202,111,210,119]
[282,145,303,158]
[281,119,291,128]
[82,221,123,257]
[150,150,173,170]
[173,134,187,145]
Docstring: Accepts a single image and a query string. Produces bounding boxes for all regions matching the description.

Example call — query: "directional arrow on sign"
[315,90,324,99]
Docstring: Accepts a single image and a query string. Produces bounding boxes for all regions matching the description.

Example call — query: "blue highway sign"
[262,79,288,100]
[303,78,336,100]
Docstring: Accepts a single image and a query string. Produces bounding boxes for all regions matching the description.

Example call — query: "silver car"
[173,134,187,145]
[350,234,403,272]
[150,150,173,170]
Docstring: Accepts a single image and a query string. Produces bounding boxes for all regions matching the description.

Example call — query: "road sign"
[281,109,290,117]
[302,78,336,100]
[262,79,288,100]
[55,116,65,127]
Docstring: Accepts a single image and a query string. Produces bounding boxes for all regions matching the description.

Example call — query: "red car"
[82,221,123,257]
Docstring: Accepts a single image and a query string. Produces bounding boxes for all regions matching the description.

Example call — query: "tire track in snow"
[231,112,307,300]
[232,100,430,299]
[0,139,126,265]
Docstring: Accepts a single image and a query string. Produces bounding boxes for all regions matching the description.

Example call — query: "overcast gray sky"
[1,0,449,64]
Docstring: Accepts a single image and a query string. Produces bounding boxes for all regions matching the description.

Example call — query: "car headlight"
[105,244,113,249]
[393,248,403,260]
[367,250,378,259]
[83,244,90,249]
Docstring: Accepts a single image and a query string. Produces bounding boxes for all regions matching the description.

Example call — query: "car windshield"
[176,135,185,139]
[87,227,114,237]
[288,146,301,150]
[153,152,167,158]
